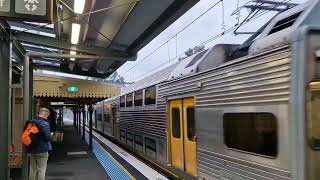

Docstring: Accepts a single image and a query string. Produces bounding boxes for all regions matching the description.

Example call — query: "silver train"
[94,1,320,179]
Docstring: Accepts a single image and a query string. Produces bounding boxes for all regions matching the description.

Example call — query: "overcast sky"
[116,0,307,82]
[43,0,307,82]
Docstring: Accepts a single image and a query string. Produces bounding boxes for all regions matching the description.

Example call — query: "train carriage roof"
[121,61,180,95]
[108,0,320,98]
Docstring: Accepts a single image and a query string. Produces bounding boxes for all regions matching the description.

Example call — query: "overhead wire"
[134,0,294,80]
[121,0,223,75]
[52,0,114,42]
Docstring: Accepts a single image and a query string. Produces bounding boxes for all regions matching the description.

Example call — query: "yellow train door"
[169,98,197,176]
[183,98,197,176]
[169,99,184,170]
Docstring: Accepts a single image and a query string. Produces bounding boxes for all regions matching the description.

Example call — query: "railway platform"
[46,121,110,180]
[46,119,170,180]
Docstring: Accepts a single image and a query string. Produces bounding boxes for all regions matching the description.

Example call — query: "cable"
[167,42,171,62]
[122,0,223,75]
[135,1,287,80]
[16,0,140,34]
[123,0,295,79]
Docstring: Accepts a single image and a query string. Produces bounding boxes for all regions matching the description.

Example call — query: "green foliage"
[87,71,126,84]
[179,45,206,60]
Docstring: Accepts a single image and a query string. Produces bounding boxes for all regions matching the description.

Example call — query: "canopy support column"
[22,54,33,179]
[82,107,86,141]
[73,109,76,127]
[0,38,10,180]
[89,104,93,150]
[78,109,81,133]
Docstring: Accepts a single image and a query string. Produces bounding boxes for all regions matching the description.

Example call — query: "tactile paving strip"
[82,130,133,180]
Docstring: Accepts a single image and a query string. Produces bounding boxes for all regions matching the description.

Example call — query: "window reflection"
[307,81,320,150]
[223,113,278,157]
[145,86,156,105]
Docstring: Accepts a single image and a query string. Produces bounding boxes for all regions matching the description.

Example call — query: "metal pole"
[78,109,81,133]
[73,109,76,127]
[86,110,89,125]
[29,63,33,118]
[7,42,12,179]
[89,104,93,150]
[22,55,31,179]
[0,38,10,180]
[82,108,86,141]
[76,109,78,131]
[61,107,64,125]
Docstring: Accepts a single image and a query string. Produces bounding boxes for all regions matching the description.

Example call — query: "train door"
[307,81,320,180]
[169,97,197,176]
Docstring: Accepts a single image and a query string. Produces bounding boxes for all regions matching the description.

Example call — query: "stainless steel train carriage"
[94,1,320,179]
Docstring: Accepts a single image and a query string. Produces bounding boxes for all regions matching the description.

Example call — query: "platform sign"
[68,86,78,92]
[15,0,47,16]
[0,0,10,12]
[0,0,53,22]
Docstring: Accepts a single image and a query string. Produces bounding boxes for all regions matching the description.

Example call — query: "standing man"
[28,108,52,180]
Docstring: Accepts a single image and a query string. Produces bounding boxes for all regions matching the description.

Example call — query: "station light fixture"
[71,23,81,44]
[70,51,76,61]
[74,0,86,14]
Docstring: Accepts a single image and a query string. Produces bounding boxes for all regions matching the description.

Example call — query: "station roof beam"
[3,0,199,78]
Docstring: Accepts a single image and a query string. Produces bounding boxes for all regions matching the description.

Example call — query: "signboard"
[68,86,78,92]
[0,0,53,22]
[0,0,10,12]
[51,102,64,105]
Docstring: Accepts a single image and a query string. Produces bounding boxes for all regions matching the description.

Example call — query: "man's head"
[38,108,50,120]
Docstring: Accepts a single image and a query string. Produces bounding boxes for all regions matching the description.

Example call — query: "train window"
[120,130,126,142]
[134,135,143,146]
[268,11,302,35]
[97,114,102,121]
[187,107,196,141]
[104,114,110,123]
[134,90,143,106]
[223,113,278,157]
[120,96,125,107]
[145,137,157,158]
[126,94,133,107]
[172,108,181,138]
[307,81,320,150]
[127,132,133,147]
[134,135,143,152]
[145,86,156,105]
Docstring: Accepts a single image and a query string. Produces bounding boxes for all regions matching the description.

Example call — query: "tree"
[87,71,126,84]
[179,45,206,61]
[106,71,125,83]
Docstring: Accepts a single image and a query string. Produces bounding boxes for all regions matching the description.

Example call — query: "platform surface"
[46,124,110,180]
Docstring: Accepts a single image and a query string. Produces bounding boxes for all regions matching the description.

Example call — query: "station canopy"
[1,0,199,78]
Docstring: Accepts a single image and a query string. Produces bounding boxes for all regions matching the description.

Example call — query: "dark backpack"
[22,121,39,147]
